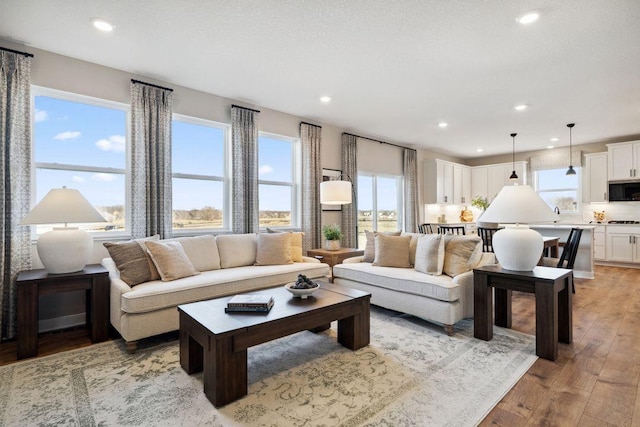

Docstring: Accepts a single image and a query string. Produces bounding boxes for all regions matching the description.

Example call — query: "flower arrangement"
[322,224,343,240]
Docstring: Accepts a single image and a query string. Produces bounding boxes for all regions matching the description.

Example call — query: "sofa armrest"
[343,256,364,263]
[475,252,497,268]
[301,256,321,263]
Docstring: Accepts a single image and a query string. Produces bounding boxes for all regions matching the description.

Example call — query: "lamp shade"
[21,187,106,274]
[320,180,352,205]
[21,187,107,225]
[479,185,557,271]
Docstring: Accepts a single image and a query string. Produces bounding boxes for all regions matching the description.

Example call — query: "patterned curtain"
[341,133,358,248]
[300,123,322,252]
[403,148,419,233]
[0,50,32,340]
[231,105,260,234]
[530,148,582,171]
[130,81,173,239]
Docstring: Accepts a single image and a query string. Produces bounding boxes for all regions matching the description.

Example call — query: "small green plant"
[471,195,490,211]
[322,224,343,241]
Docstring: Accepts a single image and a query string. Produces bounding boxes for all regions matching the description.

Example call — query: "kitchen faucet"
[554,206,560,215]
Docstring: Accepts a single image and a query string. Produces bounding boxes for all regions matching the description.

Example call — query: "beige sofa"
[333,233,495,335]
[102,233,330,352]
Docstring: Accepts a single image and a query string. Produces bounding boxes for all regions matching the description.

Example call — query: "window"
[33,88,129,235]
[258,133,298,228]
[172,115,229,233]
[534,168,581,212]
[357,173,403,248]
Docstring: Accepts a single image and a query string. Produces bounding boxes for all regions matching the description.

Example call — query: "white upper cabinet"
[472,162,527,202]
[471,167,488,201]
[583,152,608,203]
[424,159,470,204]
[607,141,640,180]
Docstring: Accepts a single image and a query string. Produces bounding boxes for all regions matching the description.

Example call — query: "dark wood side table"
[306,248,364,269]
[16,264,110,359]
[473,264,573,361]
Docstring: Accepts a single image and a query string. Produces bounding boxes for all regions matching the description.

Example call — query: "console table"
[473,264,573,361]
[16,264,110,359]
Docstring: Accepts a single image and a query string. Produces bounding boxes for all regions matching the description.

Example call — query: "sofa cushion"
[171,235,221,271]
[145,241,200,281]
[103,240,153,286]
[443,235,483,277]
[119,262,331,314]
[414,234,445,275]
[216,233,257,268]
[401,232,421,265]
[373,234,411,268]
[266,228,304,262]
[363,230,402,262]
[255,233,293,265]
[333,262,459,302]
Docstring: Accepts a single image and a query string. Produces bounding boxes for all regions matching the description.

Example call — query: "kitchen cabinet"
[593,225,605,261]
[424,160,470,204]
[607,141,640,180]
[472,161,527,202]
[583,152,608,203]
[605,226,640,263]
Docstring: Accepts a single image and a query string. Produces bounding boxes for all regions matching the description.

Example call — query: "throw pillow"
[414,234,445,275]
[103,240,153,286]
[401,232,422,266]
[145,241,200,281]
[255,233,293,265]
[443,235,483,277]
[372,234,412,268]
[266,228,304,262]
[363,230,402,262]
[216,234,258,268]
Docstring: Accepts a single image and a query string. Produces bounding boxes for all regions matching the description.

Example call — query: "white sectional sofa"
[333,233,495,335]
[102,233,330,352]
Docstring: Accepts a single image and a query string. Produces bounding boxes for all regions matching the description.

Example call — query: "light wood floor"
[1,265,638,426]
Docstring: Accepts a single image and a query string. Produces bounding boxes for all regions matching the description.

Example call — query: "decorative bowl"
[284,282,320,299]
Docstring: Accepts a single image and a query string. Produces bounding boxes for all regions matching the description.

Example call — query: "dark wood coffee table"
[178,282,371,407]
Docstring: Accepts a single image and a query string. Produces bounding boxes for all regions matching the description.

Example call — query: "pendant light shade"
[566,123,576,176]
[509,133,519,181]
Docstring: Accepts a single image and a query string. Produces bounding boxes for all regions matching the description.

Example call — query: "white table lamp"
[320,178,352,205]
[479,185,557,271]
[21,187,107,274]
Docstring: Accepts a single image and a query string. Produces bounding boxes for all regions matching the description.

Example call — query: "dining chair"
[437,225,466,235]
[477,227,500,253]
[541,227,583,293]
[418,223,433,234]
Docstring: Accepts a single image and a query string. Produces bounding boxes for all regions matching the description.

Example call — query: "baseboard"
[39,313,86,333]
[574,270,594,279]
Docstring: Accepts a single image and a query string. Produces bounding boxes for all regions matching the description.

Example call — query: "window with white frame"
[33,88,129,235]
[534,167,581,212]
[357,173,403,248]
[172,115,229,232]
[258,133,298,228]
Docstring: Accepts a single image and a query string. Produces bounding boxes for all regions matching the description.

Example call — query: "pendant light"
[566,123,576,175]
[509,133,519,181]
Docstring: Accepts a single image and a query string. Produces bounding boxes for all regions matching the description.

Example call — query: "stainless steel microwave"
[608,181,640,201]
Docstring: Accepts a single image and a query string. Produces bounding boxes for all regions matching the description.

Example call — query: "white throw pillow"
[414,234,445,275]
[145,241,200,282]
[363,230,402,263]
[215,233,258,268]
[173,235,221,272]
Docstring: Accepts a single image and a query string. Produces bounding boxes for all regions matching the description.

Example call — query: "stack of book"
[225,294,274,313]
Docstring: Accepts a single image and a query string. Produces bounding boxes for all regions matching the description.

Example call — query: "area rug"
[0,308,536,426]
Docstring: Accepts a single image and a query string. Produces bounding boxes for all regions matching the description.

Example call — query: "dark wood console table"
[16,264,110,359]
[473,264,573,361]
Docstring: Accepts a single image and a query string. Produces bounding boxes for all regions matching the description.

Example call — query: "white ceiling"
[2,0,640,158]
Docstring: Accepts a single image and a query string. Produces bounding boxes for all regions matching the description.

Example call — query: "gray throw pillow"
[104,241,152,286]
[414,234,445,275]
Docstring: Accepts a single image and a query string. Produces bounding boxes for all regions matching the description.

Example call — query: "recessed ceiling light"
[547,145,555,149]
[320,96,331,103]
[517,12,539,25]
[438,122,448,128]
[476,148,484,153]
[92,18,114,32]
[550,137,559,142]
[514,104,528,111]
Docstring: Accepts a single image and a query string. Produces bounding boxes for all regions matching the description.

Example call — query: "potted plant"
[471,195,498,228]
[322,224,343,251]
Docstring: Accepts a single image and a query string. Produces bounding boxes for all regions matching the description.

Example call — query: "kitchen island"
[530,224,597,279]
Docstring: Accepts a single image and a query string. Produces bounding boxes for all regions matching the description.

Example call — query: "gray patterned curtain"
[231,105,260,234]
[300,123,322,252]
[403,148,419,233]
[0,50,33,340]
[130,81,173,239]
[341,133,358,248]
